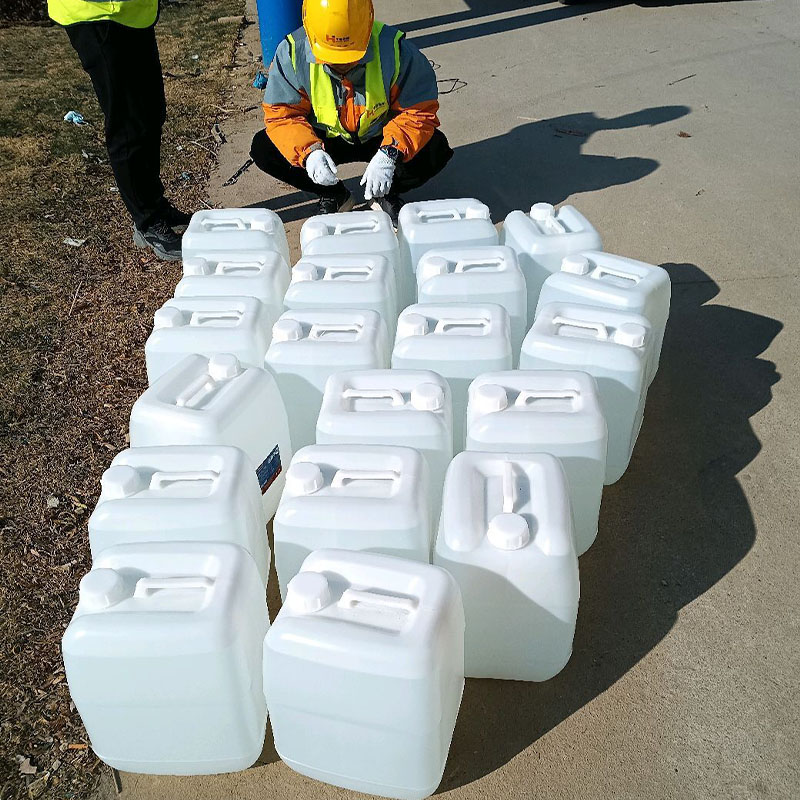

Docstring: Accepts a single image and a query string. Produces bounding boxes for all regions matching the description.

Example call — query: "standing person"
[250,0,453,224]
[48,0,190,260]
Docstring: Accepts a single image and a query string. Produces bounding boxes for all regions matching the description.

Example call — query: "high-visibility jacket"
[48,0,158,28]
[263,21,441,167]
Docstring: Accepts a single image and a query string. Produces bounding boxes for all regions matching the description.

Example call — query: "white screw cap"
[487,513,530,550]
[473,383,509,414]
[613,323,647,348]
[100,465,144,499]
[302,219,328,243]
[79,568,128,611]
[411,382,445,411]
[208,353,241,381]
[153,306,185,329]
[272,319,303,342]
[530,202,556,221]
[291,262,318,283]
[286,462,324,495]
[397,312,429,340]
[182,257,212,276]
[465,204,490,220]
[561,254,591,275]
[417,256,450,282]
[284,572,331,614]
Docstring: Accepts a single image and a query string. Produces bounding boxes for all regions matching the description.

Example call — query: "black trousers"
[65,21,167,229]
[250,128,454,198]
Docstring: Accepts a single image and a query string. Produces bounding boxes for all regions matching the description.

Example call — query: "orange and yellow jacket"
[263,21,440,167]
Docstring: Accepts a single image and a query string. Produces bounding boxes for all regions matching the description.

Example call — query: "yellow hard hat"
[302,0,374,64]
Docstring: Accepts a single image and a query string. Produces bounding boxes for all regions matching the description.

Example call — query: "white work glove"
[360,149,397,200]
[305,149,339,186]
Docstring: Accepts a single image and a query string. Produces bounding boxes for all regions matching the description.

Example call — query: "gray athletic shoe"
[133,218,183,261]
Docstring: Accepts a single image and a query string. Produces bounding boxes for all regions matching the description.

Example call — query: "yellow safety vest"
[288,21,403,142]
[48,0,158,28]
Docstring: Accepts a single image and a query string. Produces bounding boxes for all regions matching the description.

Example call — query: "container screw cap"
[613,323,647,348]
[272,319,303,342]
[465,205,490,220]
[411,382,445,411]
[302,220,328,243]
[473,383,509,414]
[397,313,429,340]
[488,513,530,550]
[286,462,324,495]
[153,306,185,329]
[530,202,556,221]
[208,353,241,381]
[182,257,212,276]
[292,262,318,283]
[418,256,450,282]
[101,465,144,499]
[561,255,591,275]
[285,572,331,614]
[79,568,127,611]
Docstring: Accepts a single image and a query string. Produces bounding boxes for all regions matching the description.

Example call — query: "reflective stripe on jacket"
[48,0,158,28]
[263,21,441,167]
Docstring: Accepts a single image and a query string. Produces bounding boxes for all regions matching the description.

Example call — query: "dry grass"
[0,3,245,797]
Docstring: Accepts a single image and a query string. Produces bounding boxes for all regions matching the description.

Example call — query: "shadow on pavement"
[438,263,782,790]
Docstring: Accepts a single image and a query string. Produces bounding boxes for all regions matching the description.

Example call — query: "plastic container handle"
[552,315,609,340]
[133,576,214,598]
[216,261,263,275]
[323,266,373,281]
[333,220,380,235]
[330,469,399,488]
[453,257,503,273]
[200,217,247,231]
[514,389,579,407]
[189,310,244,326]
[434,317,490,334]
[593,265,641,285]
[339,588,417,614]
[342,387,405,406]
[309,323,362,340]
[502,461,517,514]
[417,209,460,222]
[175,374,216,409]
[149,470,219,491]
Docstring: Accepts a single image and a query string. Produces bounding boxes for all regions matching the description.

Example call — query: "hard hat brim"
[310,39,369,65]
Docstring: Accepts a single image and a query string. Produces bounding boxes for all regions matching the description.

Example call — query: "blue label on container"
[256,445,282,494]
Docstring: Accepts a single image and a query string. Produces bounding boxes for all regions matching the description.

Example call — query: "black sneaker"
[133,218,183,261]
[158,199,192,231]
[317,187,355,215]
[371,193,404,226]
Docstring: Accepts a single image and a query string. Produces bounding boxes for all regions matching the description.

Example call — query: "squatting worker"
[47,0,190,260]
[250,0,453,224]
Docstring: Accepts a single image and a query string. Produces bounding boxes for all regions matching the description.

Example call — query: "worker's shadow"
[438,263,782,791]
[414,105,690,220]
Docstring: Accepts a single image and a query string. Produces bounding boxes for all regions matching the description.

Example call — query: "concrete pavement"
[106,0,799,797]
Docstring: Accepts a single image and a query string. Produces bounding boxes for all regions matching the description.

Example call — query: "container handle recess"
[133,576,214,598]
[175,374,217,409]
[322,267,373,281]
[333,220,380,235]
[342,387,405,405]
[200,217,247,231]
[149,470,219,491]
[190,310,244,326]
[434,317,490,334]
[331,469,399,488]
[502,461,517,514]
[216,261,263,274]
[339,588,417,614]
[552,315,609,340]
[593,265,641,285]
[309,323,362,340]
[417,209,460,222]
[514,389,579,407]
[453,257,502,273]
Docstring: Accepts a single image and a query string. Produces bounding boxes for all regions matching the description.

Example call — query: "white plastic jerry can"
[182,208,289,265]
[263,549,465,800]
[88,446,269,585]
[520,302,651,484]
[500,203,602,323]
[316,369,453,519]
[284,254,399,339]
[299,210,405,305]
[466,371,607,555]
[145,296,275,384]
[264,310,390,452]
[536,251,671,384]
[391,304,512,451]
[416,245,527,362]
[176,251,290,322]
[62,542,269,775]
[274,444,431,599]
[129,353,292,519]
[434,452,578,681]
[397,199,498,295]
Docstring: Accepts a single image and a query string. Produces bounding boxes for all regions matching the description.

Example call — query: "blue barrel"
[256,0,303,69]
